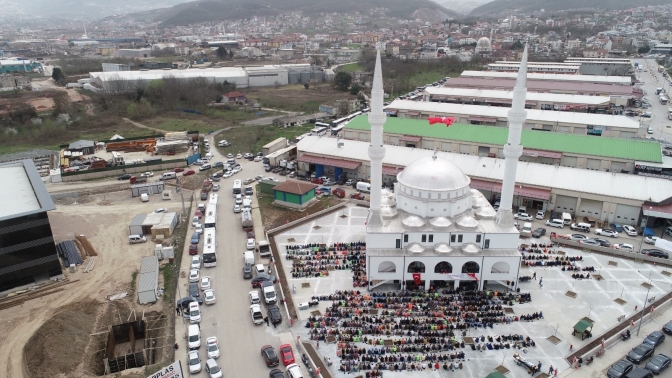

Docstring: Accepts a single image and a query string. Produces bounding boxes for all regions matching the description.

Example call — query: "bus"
[233,180,242,196]
[203,204,217,229]
[314,122,331,129]
[202,229,217,267]
[208,193,218,207]
[331,124,345,136]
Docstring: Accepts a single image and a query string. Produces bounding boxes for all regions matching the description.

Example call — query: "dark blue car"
[190,232,200,245]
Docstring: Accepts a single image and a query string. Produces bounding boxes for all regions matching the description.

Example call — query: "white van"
[545,219,564,228]
[140,193,149,202]
[187,324,201,349]
[242,198,251,210]
[286,363,304,378]
[562,212,572,225]
[356,182,371,193]
[160,172,177,180]
[262,281,277,304]
[570,222,591,232]
[244,251,255,266]
[129,235,147,244]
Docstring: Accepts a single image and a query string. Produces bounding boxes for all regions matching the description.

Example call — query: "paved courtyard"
[274,204,672,377]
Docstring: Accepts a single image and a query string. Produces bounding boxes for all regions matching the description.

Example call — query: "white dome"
[429,216,453,228]
[402,215,426,228]
[457,215,479,229]
[475,206,496,219]
[397,156,470,191]
[434,243,453,253]
[472,195,489,208]
[381,205,398,218]
[462,243,480,253]
[407,243,425,253]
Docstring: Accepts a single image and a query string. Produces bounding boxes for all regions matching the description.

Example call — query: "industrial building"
[128,212,178,238]
[487,62,581,74]
[102,63,132,72]
[423,87,612,111]
[459,70,632,85]
[385,99,641,138]
[0,58,42,74]
[117,48,152,58]
[564,57,633,76]
[342,116,662,172]
[0,160,63,293]
[137,256,159,304]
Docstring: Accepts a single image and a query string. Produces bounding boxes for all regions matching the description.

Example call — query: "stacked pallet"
[164,131,188,141]
[106,139,156,153]
[154,140,189,155]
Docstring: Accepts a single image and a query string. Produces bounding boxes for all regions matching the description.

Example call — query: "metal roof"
[445,77,633,95]
[130,214,147,227]
[138,256,158,294]
[297,135,672,203]
[460,70,632,85]
[424,87,611,106]
[0,160,56,221]
[387,100,640,129]
[346,116,661,163]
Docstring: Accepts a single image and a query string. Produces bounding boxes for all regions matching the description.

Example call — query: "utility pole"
[178,176,186,216]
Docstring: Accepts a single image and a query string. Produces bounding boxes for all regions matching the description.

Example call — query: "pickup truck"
[130,176,147,184]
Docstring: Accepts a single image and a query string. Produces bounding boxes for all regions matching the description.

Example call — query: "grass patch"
[339,63,365,72]
[242,83,354,113]
[216,123,315,155]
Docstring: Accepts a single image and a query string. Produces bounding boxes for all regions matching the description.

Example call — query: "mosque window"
[428,235,434,243]
[457,235,463,242]
[403,234,408,242]
[450,235,456,243]
[476,234,482,243]
[421,234,427,242]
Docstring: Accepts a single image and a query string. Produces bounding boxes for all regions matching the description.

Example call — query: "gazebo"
[573,319,594,340]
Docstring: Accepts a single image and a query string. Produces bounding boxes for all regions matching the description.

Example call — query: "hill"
[430,0,493,15]
[153,0,458,26]
[469,0,670,16]
[0,0,188,17]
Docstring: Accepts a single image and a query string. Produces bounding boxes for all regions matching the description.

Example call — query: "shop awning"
[399,135,422,142]
[382,165,403,176]
[469,178,551,200]
[405,111,420,116]
[468,116,498,123]
[522,148,562,159]
[298,154,361,170]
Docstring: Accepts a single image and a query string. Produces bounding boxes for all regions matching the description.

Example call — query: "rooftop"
[346,115,661,163]
[273,180,317,195]
[424,87,611,106]
[0,160,56,221]
[460,70,632,85]
[446,77,633,95]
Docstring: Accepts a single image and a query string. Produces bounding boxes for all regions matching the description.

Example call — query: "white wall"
[367,232,401,249]
[484,233,520,249]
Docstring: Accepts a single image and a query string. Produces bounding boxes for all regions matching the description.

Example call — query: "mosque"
[364,47,529,292]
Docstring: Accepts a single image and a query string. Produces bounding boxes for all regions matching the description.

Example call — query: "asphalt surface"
[632,58,672,143]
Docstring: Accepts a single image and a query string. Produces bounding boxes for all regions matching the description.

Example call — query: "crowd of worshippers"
[519,243,557,254]
[284,242,367,282]
[304,289,537,373]
[521,254,584,267]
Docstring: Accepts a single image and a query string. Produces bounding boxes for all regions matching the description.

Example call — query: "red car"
[189,244,198,255]
[173,168,185,173]
[332,188,345,198]
[311,178,323,184]
[195,210,203,219]
[183,170,195,176]
[279,344,295,366]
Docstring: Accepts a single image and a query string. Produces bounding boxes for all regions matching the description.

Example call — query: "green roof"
[573,319,594,332]
[346,115,662,163]
[485,373,507,378]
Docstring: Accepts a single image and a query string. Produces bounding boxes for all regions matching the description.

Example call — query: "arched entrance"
[491,261,510,273]
[406,261,426,291]
[460,261,480,291]
[378,261,397,273]
[431,261,454,290]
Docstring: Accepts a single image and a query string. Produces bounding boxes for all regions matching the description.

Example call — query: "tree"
[349,83,362,95]
[51,67,66,85]
[333,72,352,91]
[638,46,651,54]
[217,46,228,59]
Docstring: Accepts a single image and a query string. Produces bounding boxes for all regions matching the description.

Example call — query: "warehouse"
[0,160,63,293]
[564,58,632,76]
[342,116,662,172]
[0,58,42,74]
[129,212,178,237]
[386,100,641,138]
[423,87,612,111]
[487,62,581,74]
[297,135,672,225]
[459,70,632,85]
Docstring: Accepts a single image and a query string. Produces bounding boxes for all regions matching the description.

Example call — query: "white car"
[254,156,263,162]
[155,208,167,213]
[595,228,619,238]
[189,269,200,283]
[246,238,256,250]
[212,184,220,192]
[255,175,265,181]
[249,290,260,304]
[236,153,243,159]
[514,213,533,221]
[232,166,242,174]
[615,243,634,252]
[206,337,220,359]
[244,153,254,158]
[189,302,201,323]
[200,276,212,290]
[194,224,203,234]
[233,204,241,213]
[192,216,200,227]
[223,171,234,179]
[250,304,264,324]
[205,358,223,378]
[535,210,545,220]
[203,289,216,305]
[623,225,637,237]
[235,195,243,205]
[141,171,154,177]
[218,140,230,147]
[644,236,660,245]
[191,255,202,270]
[188,351,202,374]
[227,153,234,158]
[345,179,355,186]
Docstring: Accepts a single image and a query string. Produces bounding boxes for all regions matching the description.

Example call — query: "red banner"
[467,273,479,281]
[412,273,421,285]
[428,117,455,126]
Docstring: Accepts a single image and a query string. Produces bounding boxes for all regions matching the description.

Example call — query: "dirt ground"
[242,83,355,112]
[0,189,185,378]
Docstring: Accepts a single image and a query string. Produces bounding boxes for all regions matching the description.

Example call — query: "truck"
[129,176,147,184]
[258,240,271,258]
[262,138,288,156]
[241,209,253,230]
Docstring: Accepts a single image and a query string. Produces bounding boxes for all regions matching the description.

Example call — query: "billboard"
[146,361,183,378]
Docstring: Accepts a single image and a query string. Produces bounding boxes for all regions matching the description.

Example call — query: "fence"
[61,159,186,182]
[550,236,672,268]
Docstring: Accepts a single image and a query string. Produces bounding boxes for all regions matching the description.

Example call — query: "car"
[269,369,284,378]
[643,249,669,259]
[663,321,672,335]
[204,358,223,378]
[212,161,223,168]
[535,210,545,220]
[212,184,220,192]
[188,283,202,302]
[570,234,588,241]
[645,236,661,245]
[223,171,234,179]
[210,174,221,182]
[236,153,243,159]
[261,345,279,367]
[233,204,241,213]
[194,224,204,234]
[199,164,212,171]
[580,239,600,246]
[611,223,624,232]
[593,238,612,247]
[644,331,666,347]
[183,170,196,176]
[191,232,201,244]
[268,304,282,324]
[316,186,332,195]
[514,213,533,221]
[666,227,672,237]
[188,351,202,374]
[249,290,261,304]
[118,174,132,180]
[265,166,272,172]
[596,228,619,238]
[333,188,346,198]
[206,337,220,359]
[245,187,254,195]
[607,359,633,378]
[254,156,263,162]
[628,344,656,364]
[279,344,295,366]
[235,195,243,205]
[189,269,200,283]
[195,210,203,219]
[200,276,212,290]
[191,255,202,270]
[243,264,253,279]
[615,243,634,252]
[140,171,154,178]
[173,168,185,173]
[189,302,201,323]
[154,208,167,213]
[532,228,546,238]
[645,354,671,375]
[218,140,230,147]
[244,153,254,158]
[623,225,638,236]
[247,238,256,250]
[203,289,216,305]
[200,192,208,200]
[243,178,254,185]
[251,273,277,287]
[642,112,652,118]
[648,127,654,134]
[250,304,264,324]
[233,166,242,174]
[189,244,198,255]
[227,153,234,158]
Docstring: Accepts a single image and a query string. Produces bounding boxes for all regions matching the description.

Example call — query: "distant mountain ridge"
[152,0,458,26]
[469,0,670,16]
[3,0,188,17]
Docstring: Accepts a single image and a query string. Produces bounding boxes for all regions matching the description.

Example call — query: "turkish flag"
[412,273,421,284]
[467,273,479,281]
[428,117,455,126]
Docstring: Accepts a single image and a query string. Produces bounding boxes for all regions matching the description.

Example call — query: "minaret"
[366,49,386,227]
[495,44,528,227]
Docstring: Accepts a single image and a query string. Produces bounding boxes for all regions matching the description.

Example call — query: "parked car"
[251,274,277,287]
[611,223,624,232]
[249,290,261,304]
[118,174,132,180]
[645,354,671,375]
[242,264,253,279]
[204,358,223,378]
[189,269,200,283]
[173,168,185,173]
[615,243,634,252]
[188,283,202,302]
[644,236,661,245]
[269,369,284,378]
[593,238,612,247]
[596,228,619,238]
[644,331,666,347]
[514,213,533,221]
[570,234,588,241]
[623,225,638,236]
[183,170,196,176]
[191,232,201,244]
[268,304,282,324]
[535,210,545,220]
[206,337,220,359]
[643,249,669,259]
[188,351,202,373]
[261,345,279,367]
[628,344,656,364]
[203,289,216,305]
[333,188,346,198]
[200,276,212,290]
[532,228,546,238]
[191,255,202,270]
[279,344,295,366]
[189,244,198,255]
[580,239,600,246]
[607,359,633,378]
[663,321,672,335]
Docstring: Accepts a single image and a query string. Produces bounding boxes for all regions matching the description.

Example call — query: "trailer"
[265,145,297,167]
[262,138,288,156]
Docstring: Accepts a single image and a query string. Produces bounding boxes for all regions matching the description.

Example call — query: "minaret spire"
[495,44,528,227]
[366,49,386,227]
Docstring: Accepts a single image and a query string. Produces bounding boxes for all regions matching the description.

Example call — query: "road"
[632,59,672,143]
[174,139,298,376]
